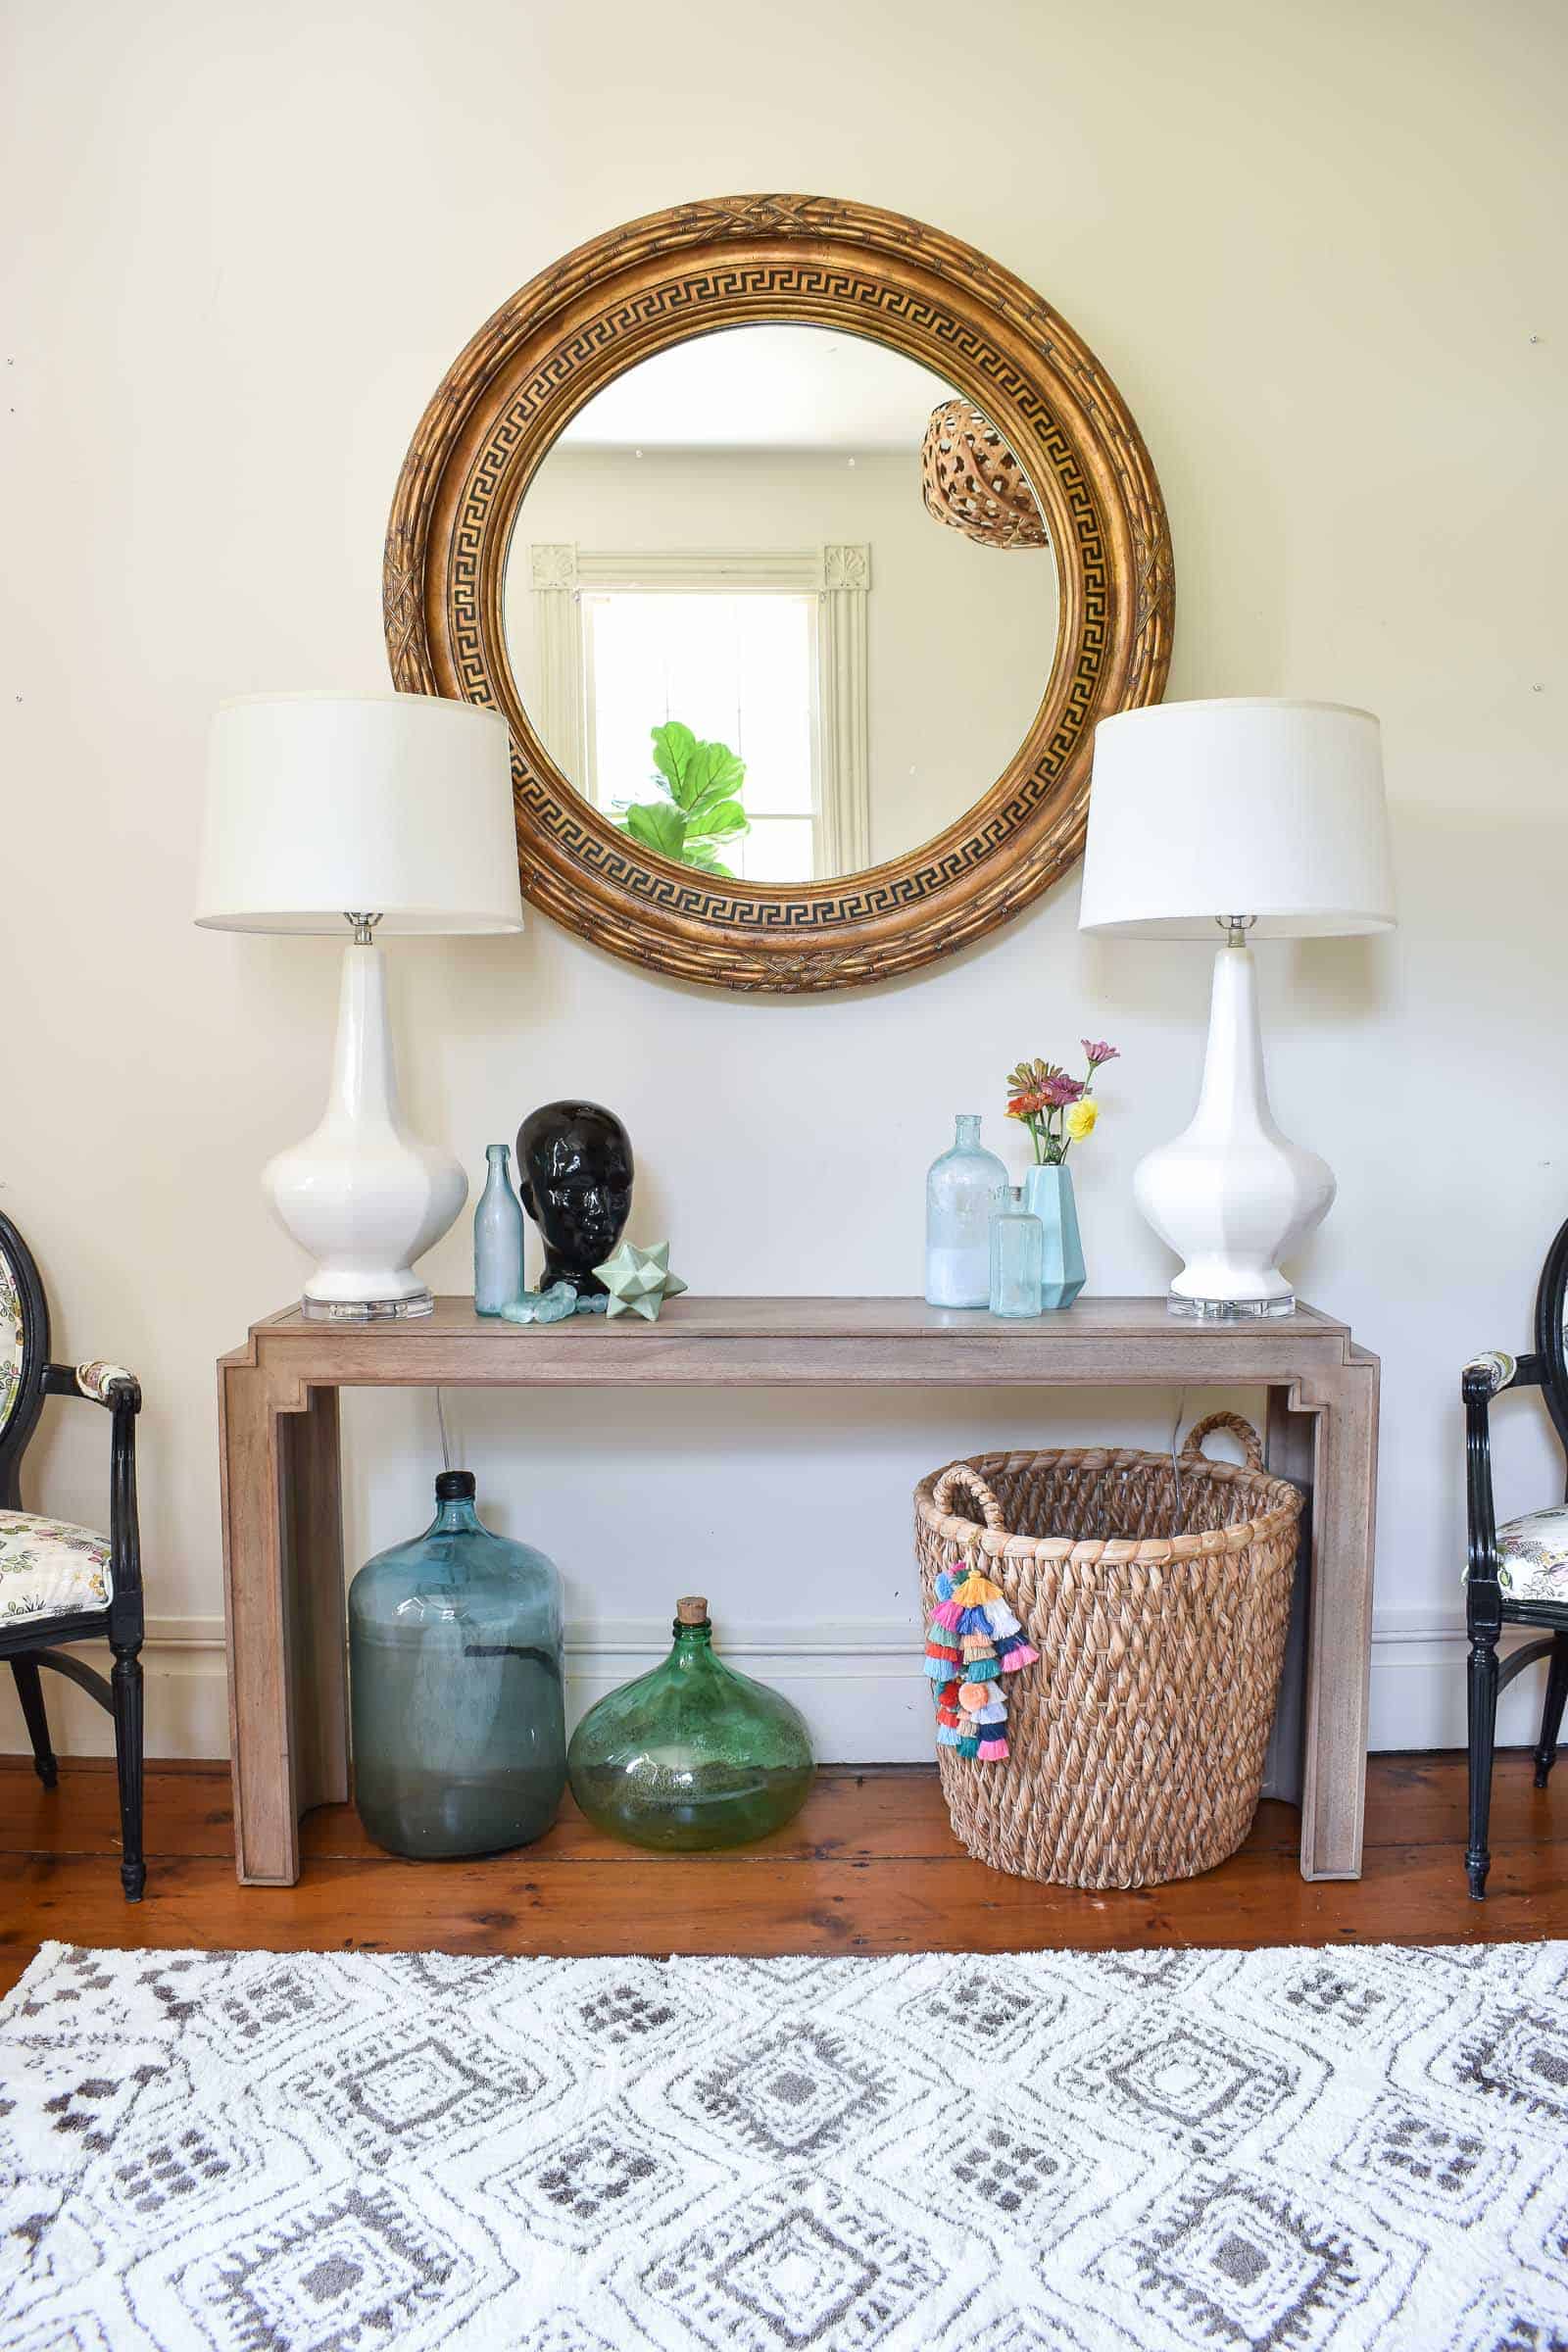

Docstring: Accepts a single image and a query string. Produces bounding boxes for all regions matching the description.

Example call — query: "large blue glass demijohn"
[348,1470,566,1858]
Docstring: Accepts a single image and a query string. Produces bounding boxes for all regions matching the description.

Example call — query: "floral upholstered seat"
[0,1510,113,1623]
[1491,1507,1568,1606]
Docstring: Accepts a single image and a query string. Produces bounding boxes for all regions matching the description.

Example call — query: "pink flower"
[1082,1039,1120,1067]
[1041,1073,1086,1106]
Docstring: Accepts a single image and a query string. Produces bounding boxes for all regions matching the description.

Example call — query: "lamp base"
[264,941,466,1322]
[1133,941,1335,1315]
[1166,1290,1296,1321]
[300,1290,435,1323]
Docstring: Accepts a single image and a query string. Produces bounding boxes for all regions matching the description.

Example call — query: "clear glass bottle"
[990,1184,1045,1316]
[925,1113,1009,1307]
[349,1470,565,1858]
[566,1596,813,1850]
[473,1143,525,1314]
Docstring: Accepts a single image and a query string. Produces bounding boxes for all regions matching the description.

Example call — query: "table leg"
[1280,1347,1380,1881]
[1261,1385,1313,1810]
[219,1358,346,1886]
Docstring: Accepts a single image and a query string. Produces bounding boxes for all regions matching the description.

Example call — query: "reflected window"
[582,590,817,883]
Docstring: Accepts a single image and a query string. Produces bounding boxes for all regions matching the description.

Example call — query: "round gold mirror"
[385,194,1172,991]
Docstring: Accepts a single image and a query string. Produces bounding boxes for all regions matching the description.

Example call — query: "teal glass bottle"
[925,1113,1009,1307]
[989,1184,1044,1316]
[473,1143,525,1314]
[567,1596,813,1850]
[349,1471,565,1858]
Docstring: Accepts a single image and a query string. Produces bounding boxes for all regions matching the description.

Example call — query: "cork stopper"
[676,1595,710,1625]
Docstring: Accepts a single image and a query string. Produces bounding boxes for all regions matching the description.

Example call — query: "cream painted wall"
[2,0,1563,1765]
[505,445,1058,865]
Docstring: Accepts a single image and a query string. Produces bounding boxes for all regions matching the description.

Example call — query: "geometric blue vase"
[1023,1164,1086,1309]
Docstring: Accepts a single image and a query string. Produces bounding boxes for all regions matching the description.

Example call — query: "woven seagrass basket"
[913,1412,1303,1889]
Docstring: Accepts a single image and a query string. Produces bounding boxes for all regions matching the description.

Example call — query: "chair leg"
[1535,1635,1568,1788]
[11,1658,57,1788]
[111,1639,145,1902]
[1466,1629,1500,1898]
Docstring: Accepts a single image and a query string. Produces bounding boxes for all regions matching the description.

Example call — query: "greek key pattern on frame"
[384,195,1173,991]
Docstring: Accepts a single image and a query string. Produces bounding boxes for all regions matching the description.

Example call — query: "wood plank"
[2,1754,1556,1862]
[262,1296,1350,1343]
[4,1757,1565,2006]
[238,1295,1357,1393]
[4,1836,1562,1998]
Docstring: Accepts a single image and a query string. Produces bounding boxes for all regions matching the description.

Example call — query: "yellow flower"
[1064,1098,1099,1142]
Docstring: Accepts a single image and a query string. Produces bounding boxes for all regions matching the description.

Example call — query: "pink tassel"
[977,1738,1009,1760]
[1001,1642,1038,1672]
[929,1600,962,1632]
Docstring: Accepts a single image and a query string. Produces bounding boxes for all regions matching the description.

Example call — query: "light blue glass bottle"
[473,1143,525,1314]
[349,1471,566,1858]
[990,1185,1045,1316]
[925,1114,1009,1307]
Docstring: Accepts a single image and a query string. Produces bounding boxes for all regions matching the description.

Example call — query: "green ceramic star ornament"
[592,1239,689,1322]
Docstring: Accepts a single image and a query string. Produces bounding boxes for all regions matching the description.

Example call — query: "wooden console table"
[218,1297,1379,1887]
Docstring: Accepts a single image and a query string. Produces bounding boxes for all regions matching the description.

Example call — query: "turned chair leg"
[11,1657,57,1788]
[1466,1629,1500,1898]
[111,1640,146,1903]
[1535,1634,1568,1788]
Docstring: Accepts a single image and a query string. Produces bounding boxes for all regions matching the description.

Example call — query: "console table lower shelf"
[217,1296,1379,1887]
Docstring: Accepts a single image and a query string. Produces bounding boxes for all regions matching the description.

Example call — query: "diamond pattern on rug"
[1055,2011,1305,2164]
[4,1941,1568,2349]
[1088,2164,1418,2352]
[631,2173,947,2351]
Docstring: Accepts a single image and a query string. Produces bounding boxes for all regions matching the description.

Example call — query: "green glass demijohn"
[567,1596,813,1850]
[348,1470,566,1859]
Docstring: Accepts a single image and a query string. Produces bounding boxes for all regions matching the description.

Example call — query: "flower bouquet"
[1005,1040,1119,1165]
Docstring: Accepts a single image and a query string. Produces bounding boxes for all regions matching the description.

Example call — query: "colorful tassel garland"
[922,1553,1037,1766]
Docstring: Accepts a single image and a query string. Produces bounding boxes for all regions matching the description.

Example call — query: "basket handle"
[1180,1410,1264,1470]
[932,1461,1007,1533]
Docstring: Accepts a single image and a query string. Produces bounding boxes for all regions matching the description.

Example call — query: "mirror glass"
[503,324,1060,884]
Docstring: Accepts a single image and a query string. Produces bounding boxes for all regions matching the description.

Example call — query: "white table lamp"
[1080,698,1395,1318]
[198,692,522,1320]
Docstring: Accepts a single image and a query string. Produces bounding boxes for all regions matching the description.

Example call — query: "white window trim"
[528,543,871,878]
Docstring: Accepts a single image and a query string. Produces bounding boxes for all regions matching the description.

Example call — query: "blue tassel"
[935,1570,955,1601]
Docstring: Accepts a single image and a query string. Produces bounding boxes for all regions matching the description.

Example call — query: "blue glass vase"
[925,1114,1009,1308]
[348,1471,566,1858]
[1023,1164,1086,1309]
[474,1143,525,1314]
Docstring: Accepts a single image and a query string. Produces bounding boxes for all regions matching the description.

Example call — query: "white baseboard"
[0,1607,1550,1767]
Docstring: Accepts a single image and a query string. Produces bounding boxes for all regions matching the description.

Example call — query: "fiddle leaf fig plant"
[616,719,751,877]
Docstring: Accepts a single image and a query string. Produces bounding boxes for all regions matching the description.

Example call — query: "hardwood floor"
[2,1752,1564,1999]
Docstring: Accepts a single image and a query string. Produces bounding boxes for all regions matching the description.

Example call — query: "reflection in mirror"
[504,325,1060,884]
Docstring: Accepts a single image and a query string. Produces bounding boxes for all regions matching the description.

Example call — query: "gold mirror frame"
[384,194,1173,993]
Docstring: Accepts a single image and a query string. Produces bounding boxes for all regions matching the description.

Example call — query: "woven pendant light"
[920,398,1050,550]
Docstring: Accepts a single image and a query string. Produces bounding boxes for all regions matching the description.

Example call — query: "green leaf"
[650,720,696,795]
[620,799,687,860]
[690,798,748,840]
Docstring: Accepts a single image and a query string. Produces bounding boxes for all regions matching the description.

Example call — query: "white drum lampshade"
[198,692,523,1320]
[1081,699,1395,1315]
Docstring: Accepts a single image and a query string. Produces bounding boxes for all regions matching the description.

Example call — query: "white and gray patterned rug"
[3,1940,1568,2351]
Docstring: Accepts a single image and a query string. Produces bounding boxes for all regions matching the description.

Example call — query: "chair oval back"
[1534,1212,1568,1494]
[0,1210,49,1508]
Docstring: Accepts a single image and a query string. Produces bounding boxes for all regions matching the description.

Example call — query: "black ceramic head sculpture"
[516,1102,635,1296]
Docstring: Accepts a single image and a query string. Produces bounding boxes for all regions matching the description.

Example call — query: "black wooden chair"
[1463,1213,1568,1897]
[0,1209,145,1899]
